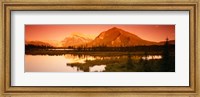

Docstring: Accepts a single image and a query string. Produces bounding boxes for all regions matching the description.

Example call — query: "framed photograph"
[1,0,199,96]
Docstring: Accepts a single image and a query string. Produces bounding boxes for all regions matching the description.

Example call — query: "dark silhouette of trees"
[25,44,53,50]
[26,42,175,54]
[63,45,174,53]
[143,52,152,72]
[161,38,171,71]
[126,53,134,71]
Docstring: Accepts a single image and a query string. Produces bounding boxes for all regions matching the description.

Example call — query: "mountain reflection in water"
[25,53,169,72]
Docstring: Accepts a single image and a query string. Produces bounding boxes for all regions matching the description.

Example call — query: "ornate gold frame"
[0,0,199,97]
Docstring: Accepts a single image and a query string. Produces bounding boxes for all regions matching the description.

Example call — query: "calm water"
[25,54,162,72]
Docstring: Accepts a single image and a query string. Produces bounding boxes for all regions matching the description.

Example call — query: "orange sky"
[25,25,175,42]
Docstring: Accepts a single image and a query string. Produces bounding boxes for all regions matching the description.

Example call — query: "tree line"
[26,44,174,52]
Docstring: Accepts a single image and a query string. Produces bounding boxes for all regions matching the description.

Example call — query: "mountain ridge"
[61,34,92,47]
[25,27,174,47]
[87,27,158,47]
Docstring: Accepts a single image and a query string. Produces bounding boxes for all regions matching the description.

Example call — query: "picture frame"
[0,0,199,97]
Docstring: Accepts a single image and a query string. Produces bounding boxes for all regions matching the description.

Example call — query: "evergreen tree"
[161,38,170,71]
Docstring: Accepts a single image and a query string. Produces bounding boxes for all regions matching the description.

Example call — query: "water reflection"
[89,65,106,72]
[48,48,73,50]
[26,54,167,72]
[142,55,162,60]
[64,54,95,63]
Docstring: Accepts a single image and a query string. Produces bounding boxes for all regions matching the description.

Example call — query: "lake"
[25,54,164,72]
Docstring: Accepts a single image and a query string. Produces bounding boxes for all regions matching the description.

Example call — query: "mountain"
[87,27,157,47]
[43,40,63,47]
[61,34,92,47]
[25,33,92,47]
[25,41,52,47]
[26,27,174,48]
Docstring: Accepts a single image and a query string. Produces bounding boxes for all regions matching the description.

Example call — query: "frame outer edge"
[0,1,4,97]
[3,3,197,94]
[197,1,200,97]
[0,0,199,97]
